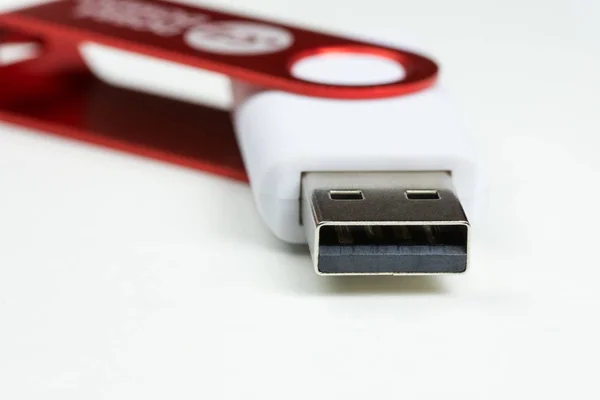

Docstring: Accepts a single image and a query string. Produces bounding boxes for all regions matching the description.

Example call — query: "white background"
[1,0,600,398]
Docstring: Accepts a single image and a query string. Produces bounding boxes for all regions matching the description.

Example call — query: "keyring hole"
[290,48,406,86]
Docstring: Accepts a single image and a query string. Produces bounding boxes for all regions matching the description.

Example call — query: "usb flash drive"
[0,0,481,275]
[233,82,478,275]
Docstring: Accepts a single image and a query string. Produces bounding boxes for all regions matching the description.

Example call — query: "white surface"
[234,86,477,242]
[0,42,40,66]
[1,0,600,399]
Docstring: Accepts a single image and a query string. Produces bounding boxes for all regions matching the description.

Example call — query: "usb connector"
[301,172,469,275]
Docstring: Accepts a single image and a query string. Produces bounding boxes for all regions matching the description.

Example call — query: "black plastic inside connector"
[317,224,468,274]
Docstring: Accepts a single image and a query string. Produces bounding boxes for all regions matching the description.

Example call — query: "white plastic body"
[233,83,480,244]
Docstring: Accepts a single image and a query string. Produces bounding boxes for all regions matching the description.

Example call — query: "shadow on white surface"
[320,275,447,295]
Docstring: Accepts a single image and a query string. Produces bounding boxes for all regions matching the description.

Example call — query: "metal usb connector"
[301,172,470,275]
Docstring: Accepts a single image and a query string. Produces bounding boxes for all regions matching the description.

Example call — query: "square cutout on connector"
[405,190,440,200]
[329,190,364,200]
